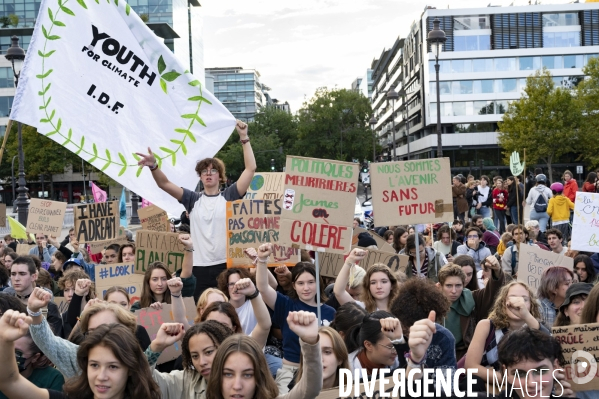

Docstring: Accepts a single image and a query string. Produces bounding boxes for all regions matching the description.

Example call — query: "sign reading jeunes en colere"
[9,0,235,215]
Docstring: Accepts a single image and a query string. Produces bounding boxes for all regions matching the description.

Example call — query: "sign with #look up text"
[74,201,120,242]
[370,158,453,226]
[226,199,299,268]
[517,245,573,295]
[94,263,143,305]
[279,156,359,255]
[571,192,599,252]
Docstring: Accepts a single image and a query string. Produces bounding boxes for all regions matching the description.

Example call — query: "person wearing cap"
[525,173,553,233]
[547,182,574,244]
[554,282,593,327]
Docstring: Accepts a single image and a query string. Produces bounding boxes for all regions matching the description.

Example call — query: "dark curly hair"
[390,277,450,328]
[498,326,565,368]
[181,320,234,370]
[216,268,253,299]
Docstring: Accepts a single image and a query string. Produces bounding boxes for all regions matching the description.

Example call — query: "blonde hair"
[195,288,228,323]
[348,265,366,289]
[488,281,541,330]
[79,302,137,336]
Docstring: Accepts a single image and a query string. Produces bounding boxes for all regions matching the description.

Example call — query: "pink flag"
[141,198,153,208]
[91,182,107,203]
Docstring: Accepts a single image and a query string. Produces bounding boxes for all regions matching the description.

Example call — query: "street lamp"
[369,116,377,163]
[11,155,16,205]
[427,18,447,158]
[5,36,28,226]
[386,87,399,161]
[130,192,140,224]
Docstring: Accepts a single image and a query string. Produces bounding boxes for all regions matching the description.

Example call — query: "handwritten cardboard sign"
[572,192,599,252]
[135,229,185,274]
[74,201,120,243]
[27,199,67,235]
[279,156,359,255]
[134,297,196,364]
[53,296,69,314]
[16,244,35,255]
[95,263,143,305]
[244,172,285,200]
[319,246,409,278]
[517,245,573,294]
[552,323,599,392]
[353,227,396,254]
[226,199,299,268]
[87,226,128,255]
[0,203,6,227]
[138,205,171,232]
[370,158,453,226]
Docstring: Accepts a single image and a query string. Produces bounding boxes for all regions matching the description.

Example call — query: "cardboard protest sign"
[134,297,196,364]
[87,226,129,255]
[0,203,6,227]
[572,192,599,252]
[16,244,35,256]
[353,227,396,254]
[138,205,171,232]
[517,245,573,294]
[319,246,409,278]
[74,201,120,243]
[53,297,69,314]
[226,199,299,268]
[10,0,235,217]
[279,156,359,255]
[135,229,185,274]
[244,173,285,200]
[370,158,453,226]
[27,199,67,235]
[95,263,143,305]
[552,323,599,392]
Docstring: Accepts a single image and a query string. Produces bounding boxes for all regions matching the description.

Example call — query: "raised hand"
[235,120,248,139]
[0,310,32,342]
[506,296,531,320]
[347,248,368,264]
[287,311,318,344]
[380,317,403,341]
[75,278,92,297]
[135,147,157,168]
[256,243,273,261]
[151,323,185,352]
[178,234,193,250]
[484,255,501,271]
[47,235,60,248]
[71,239,80,252]
[234,278,256,297]
[167,277,183,296]
[244,247,258,263]
[274,265,291,277]
[408,310,437,363]
[510,151,525,177]
[150,302,163,310]
[28,287,52,313]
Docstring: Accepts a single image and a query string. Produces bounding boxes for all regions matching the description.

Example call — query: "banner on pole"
[9,0,236,215]
[370,158,453,226]
[279,156,358,255]
[226,199,299,268]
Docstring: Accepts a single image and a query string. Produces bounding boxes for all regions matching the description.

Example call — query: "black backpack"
[534,192,548,212]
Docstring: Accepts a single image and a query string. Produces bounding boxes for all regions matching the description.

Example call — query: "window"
[0,68,14,88]
[451,59,472,73]
[542,13,579,27]
[543,31,580,48]
[452,80,473,95]
[0,97,13,117]
[454,15,490,30]
[453,102,467,116]
[492,13,543,49]
[585,54,599,66]
[473,80,494,94]
[495,58,516,71]
[454,35,491,51]
[474,101,494,115]
[519,56,541,71]
[542,55,563,69]
[496,100,509,114]
[563,55,584,69]
[454,123,496,133]
[472,58,493,73]
[502,79,517,93]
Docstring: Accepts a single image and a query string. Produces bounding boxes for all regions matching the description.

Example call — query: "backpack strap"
[511,246,517,276]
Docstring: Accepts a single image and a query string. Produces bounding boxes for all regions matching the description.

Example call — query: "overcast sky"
[202,0,567,113]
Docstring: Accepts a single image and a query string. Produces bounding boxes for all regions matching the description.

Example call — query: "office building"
[351,69,374,100]
[371,2,599,175]
[206,67,268,122]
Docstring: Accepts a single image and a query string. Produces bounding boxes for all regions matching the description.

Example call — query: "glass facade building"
[206,68,267,122]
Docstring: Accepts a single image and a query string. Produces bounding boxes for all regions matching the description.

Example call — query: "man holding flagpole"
[136,120,256,301]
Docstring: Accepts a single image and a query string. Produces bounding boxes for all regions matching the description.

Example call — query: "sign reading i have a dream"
[74,201,120,242]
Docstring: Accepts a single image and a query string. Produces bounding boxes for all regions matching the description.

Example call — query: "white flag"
[10,0,235,214]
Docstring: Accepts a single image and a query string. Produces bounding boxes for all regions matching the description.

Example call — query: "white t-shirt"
[180,185,241,266]
[236,299,258,335]
[477,185,490,205]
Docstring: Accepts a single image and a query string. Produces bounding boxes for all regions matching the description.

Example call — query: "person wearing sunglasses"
[456,227,492,272]
[136,120,257,302]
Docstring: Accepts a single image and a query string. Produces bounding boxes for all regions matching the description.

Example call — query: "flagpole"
[0,119,13,165]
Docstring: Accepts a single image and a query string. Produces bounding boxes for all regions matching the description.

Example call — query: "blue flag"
[120,190,128,227]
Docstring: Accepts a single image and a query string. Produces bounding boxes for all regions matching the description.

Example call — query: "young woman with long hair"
[195,288,228,321]
[334,248,399,312]
[131,234,195,311]
[0,311,161,399]
[554,282,593,327]
[117,244,135,264]
[206,311,323,399]
[216,267,256,334]
[573,254,597,284]
[295,326,349,390]
[392,227,408,253]
[464,281,548,383]
[255,243,334,395]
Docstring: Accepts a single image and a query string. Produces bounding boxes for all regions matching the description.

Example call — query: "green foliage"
[8,14,18,27]
[576,57,599,168]
[0,16,10,28]
[293,88,373,162]
[498,69,580,182]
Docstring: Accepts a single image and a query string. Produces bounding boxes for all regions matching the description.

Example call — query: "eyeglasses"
[377,343,397,352]
[466,235,479,239]
[227,283,236,288]
[201,168,218,176]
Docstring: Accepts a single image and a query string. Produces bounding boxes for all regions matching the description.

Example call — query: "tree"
[497,69,581,182]
[293,88,373,162]
[576,57,599,168]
